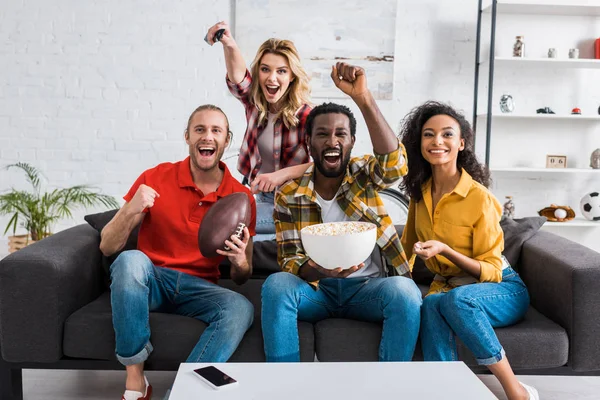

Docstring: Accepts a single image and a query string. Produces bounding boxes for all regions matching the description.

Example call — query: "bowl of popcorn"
[300,221,377,270]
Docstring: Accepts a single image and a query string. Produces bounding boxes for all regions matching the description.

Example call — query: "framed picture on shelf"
[546,155,567,169]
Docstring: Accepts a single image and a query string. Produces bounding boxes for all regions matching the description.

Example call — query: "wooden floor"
[20,369,600,399]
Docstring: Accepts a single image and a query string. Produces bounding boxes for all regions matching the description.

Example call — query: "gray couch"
[1,213,600,399]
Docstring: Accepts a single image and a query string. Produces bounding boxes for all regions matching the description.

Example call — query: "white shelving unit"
[544,218,600,227]
[491,167,600,173]
[482,1,600,16]
[478,114,600,121]
[474,0,600,238]
[481,57,600,69]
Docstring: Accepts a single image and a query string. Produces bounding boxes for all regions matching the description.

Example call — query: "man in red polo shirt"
[99,104,256,400]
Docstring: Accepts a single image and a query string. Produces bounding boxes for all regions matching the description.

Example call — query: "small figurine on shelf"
[568,48,580,59]
[513,36,525,57]
[591,149,600,169]
[548,48,557,58]
[499,94,514,113]
[571,107,582,115]
[536,107,555,114]
[503,196,515,219]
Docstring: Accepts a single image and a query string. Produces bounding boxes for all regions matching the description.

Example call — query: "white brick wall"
[1,0,599,251]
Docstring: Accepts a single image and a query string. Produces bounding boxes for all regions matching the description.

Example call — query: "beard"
[313,150,351,178]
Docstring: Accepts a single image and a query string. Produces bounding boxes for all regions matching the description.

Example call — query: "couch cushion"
[500,216,546,270]
[315,288,568,369]
[219,240,281,279]
[85,209,138,282]
[63,279,314,368]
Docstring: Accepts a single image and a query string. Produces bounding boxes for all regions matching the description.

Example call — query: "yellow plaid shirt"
[274,142,411,286]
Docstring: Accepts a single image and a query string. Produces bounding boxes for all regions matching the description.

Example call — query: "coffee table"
[169,361,496,399]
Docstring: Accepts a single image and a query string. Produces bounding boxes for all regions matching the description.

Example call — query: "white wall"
[1,0,599,251]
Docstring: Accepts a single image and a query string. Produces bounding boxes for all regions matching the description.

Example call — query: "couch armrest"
[519,230,600,371]
[0,224,105,363]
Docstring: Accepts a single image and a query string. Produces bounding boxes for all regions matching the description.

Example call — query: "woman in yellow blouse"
[399,102,537,400]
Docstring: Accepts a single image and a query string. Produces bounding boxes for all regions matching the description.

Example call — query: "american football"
[198,192,252,258]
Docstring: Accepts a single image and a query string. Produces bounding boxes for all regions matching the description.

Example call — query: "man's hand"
[205,21,235,47]
[217,227,250,269]
[129,184,159,214]
[250,171,285,194]
[413,240,448,261]
[306,259,364,278]
[331,62,368,100]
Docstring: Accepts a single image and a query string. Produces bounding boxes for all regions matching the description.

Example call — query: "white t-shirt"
[315,191,382,278]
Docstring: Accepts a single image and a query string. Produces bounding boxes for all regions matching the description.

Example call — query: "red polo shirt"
[123,157,256,283]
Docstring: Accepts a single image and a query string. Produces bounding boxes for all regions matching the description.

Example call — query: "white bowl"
[300,221,377,270]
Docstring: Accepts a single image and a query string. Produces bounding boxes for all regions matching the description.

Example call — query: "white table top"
[169,362,497,400]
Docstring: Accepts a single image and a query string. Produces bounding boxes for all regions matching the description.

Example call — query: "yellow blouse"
[400,169,504,295]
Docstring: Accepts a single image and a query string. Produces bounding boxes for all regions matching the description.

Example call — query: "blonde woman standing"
[206,22,312,241]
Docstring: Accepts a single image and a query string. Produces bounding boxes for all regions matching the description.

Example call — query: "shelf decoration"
[580,192,600,222]
[546,155,567,168]
[538,204,575,222]
[500,94,515,113]
[591,149,600,170]
[503,196,515,219]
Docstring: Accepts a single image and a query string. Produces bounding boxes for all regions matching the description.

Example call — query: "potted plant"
[0,162,119,253]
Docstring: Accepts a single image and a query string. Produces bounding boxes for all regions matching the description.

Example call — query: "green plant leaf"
[1,163,119,238]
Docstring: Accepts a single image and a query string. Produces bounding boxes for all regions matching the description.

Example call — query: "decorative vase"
[513,36,525,57]
[499,94,514,113]
[503,196,515,218]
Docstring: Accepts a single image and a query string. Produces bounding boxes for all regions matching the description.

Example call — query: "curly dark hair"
[304,102,356,137]
[398,101,490,202]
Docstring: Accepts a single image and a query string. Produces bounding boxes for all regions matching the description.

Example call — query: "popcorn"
[302,221,375,236]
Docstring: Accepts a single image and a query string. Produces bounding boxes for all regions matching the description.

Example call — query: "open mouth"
[197,146,216,158]
[322,149,341,167]
[265,85,279,96]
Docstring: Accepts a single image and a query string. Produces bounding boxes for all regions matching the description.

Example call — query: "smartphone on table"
[193,365,238,390]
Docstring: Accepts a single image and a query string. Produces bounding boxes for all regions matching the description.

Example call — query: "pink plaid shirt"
[227,70,312,182]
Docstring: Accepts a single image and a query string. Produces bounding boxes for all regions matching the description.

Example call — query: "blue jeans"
[110,250,254,366]
[420,267,529,365]
[255,191,276,242]
[261,272,423,362]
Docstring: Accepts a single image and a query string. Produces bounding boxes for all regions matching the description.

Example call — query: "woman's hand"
[205,21,235,47]
[413,240,448,261]
[250,171,286,194]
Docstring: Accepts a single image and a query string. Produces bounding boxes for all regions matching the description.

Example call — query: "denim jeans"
[110,250,254,366]
[420,267,529,365]
[261,272,423,362]
[255,191,276,242]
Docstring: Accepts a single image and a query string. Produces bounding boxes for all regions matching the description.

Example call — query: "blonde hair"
[249,38,311,129]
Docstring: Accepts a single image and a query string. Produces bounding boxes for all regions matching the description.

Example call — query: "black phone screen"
[194,366,237,387]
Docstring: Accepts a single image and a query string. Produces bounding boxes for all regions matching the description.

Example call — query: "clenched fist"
[129,184,160,214]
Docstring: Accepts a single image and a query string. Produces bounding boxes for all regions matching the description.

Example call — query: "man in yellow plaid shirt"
[261,62,422,362]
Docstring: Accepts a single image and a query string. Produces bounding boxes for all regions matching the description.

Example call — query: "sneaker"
[122,376,153,400]
[520,382,539,400]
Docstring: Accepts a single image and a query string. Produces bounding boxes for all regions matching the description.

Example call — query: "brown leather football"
[198,192,252,258]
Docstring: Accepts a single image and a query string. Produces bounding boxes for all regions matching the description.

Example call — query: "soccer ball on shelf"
[580,192,600,222]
